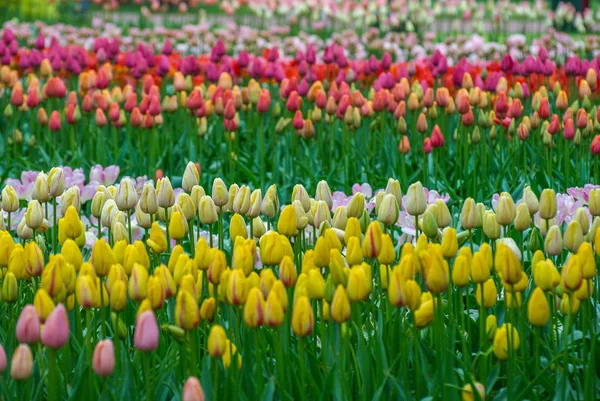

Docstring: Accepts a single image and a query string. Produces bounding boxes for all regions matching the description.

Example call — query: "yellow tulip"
[527,287,549,326]
[493,323,520,360]
[331,285,351,323]
[291,296,314,336]
[175,290,200,330]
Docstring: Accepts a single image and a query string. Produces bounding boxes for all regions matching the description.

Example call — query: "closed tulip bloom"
[11,344,33,381]
[16,305,41,344]
[156,177,175,208]
[226,269,247,305]
[2,185,19,212]
[495,244,522,285]
[362,221,382,259]
[496,193,516,226]
[59,205,84,241]
[486,314,498,340]
[182,376,206,401]
[517,187,538,216]
[421,211,438,239]
[24,241,44,277]
[244,288,265,328]
[573,208,589,235]
[208,324,227,357]
[588,189,600,216]
[422,253,449,294]
[471,252,490,283]
[290,185,310,214]
[91,239,117,276]
[513,203,530,232]
[138,183,158,215]
[291,296,314,336]
[539,189,557,220]
[169,211,188,241]
[483,211,502,241]
[92,339,115,377]
[0,343,5,373]
[33,289,55,322]
[377,194,399,226]
[275,205,296,237]
[462,383,486,401]
[60,186,81,215]
[134,311,159,352]
[208,250,227,285]
[577,242,596,279]
[527,287,549,326]
[315,180,333,210]
[414,297,434,328]
[346,193,364,219]
[561,255,583,292]
[452,255,470,287]
[116,178,137,211]
[405,182,427,216]
[306,269,325,299]
[544,225,563,256]
[47,167,65,198]
[259,231,284,266]
[211,178,229,208]
[182,162,200,193]
[200,298,216,321]
[129,263,149,301]
[563,220,584,252]
[388,270,408,307]
[198,196,218,225]
[25,200,43,229]
[347,265,370,302]
[176,290,200,330]
[147,222,167,254]
[101,199,118,228]
[441,228,458,258]
[110,280,127,312]
[375,233,393,264]
[76,275,98,309]
[331,285,351,322]
[264,291,284,327]
[460,198,478,229]
[475,279,497,308]
[41,303,69,348]
[559,291,580,314]
[247,189,262,219]
[493,323,520,360]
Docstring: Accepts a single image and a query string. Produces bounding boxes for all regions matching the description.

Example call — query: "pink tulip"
[92,339,115,377]
[182,376,206,401]
[0,343,6,373]
[42,304,70,349]
[134,311,159,351]
[16,305,41,344]
[11,344,33,381]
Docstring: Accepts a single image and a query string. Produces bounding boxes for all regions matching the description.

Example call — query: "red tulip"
[49,111,61,132]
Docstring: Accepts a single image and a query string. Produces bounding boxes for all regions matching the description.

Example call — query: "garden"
[0,0,599,400]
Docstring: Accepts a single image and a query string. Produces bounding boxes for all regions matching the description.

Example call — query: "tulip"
[182,162,200,193]
[563,220,584,253]
[493,323,520,360]
[405,182,426,216]
[93,339,115,377]
[156,177,175,208]
[208,324,227,357]
[362,221,382,259]
[200,298,216,321]
[278,205,297,236]
[539,189,557,220]
[134,311,159,351]
[291,296,314,336]
[199,196,218,225]
[116,178,137,211]
[452,255,470,287]
[414,298,434,328]
[475,279,497,308]
[11,344,33,381]
[16,305,41,344]
[1,185,19,213]
[0,343,6,373]
[244,288,265,328]
[230,213,248,242]
[461,198,477,230]
[441,228,458,258]
[462,383,486,401]
[147,222,167,254]
[527,287,549,327]
[176,290,200,330]
[169,211,188,241]
[544,225,563,256]
[41,304,69,348]
[182,377,206,401]
[331,285,351,323]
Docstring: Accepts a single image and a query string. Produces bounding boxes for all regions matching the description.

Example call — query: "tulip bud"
[92,339,115,377]
[48,167,65,198]
[182,162,200,193]
[405,182,426,216]
[11,344,33,381]
[116,178,138,211]
[539,189,557,220]
[1,185,19,213]
[493,323,520,360]
[208,324,227,357]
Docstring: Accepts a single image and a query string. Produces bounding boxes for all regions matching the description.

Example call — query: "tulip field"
[1,3,600,400]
